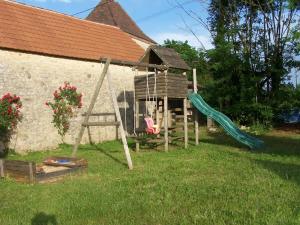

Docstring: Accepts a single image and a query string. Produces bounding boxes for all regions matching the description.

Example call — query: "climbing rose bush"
[0,93,22,136]
[46,82,82,138]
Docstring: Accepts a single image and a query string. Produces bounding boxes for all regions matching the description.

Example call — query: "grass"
[0,127,299,225]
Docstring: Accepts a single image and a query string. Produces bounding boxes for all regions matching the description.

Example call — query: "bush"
[46,82,82,138]
[227,103,273,128]
[0,93,22,153]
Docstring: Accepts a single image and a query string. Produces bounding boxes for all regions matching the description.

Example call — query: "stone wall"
[0,49,141,153]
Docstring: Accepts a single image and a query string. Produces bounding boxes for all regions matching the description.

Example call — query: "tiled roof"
[86,0,156,44]
[0,0,145,62]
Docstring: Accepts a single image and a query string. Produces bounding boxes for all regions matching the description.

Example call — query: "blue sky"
[15,0,213,49]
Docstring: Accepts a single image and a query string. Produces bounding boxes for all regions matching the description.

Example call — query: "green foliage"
[249,123,273,135]
[163,0,299,127]
[46,82,82,138]
[270,84,300,119]
[228,103,274,127]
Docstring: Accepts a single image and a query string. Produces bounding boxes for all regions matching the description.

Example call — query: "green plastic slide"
[188,93,264,149]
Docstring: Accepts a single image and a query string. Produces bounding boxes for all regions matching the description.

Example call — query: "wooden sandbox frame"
[0,157,87,184]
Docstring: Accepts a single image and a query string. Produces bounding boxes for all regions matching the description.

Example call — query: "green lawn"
[0,128,299,225]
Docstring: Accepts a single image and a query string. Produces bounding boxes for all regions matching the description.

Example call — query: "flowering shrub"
[0,93,22,138]
[46,82,82,138]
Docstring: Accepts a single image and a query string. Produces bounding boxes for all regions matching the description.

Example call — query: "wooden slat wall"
[134,72,188,99]
[2,160,36,183]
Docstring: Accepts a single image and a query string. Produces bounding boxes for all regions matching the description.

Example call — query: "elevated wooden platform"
[134,72,188,100]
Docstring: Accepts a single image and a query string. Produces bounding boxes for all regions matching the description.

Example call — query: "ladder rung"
[82,113,116,117]
[82,122,120,127]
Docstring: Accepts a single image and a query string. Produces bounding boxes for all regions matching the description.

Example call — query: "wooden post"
[28,162,34,183]
[184,98,188,149]
[107,71,133,170]
[115,114,119,140]
[0,159,4,177]
[87,127,93,145]
[135,100,139,130]
[72,59,111,157]
[164,96,168,152]
[193,68,199,145]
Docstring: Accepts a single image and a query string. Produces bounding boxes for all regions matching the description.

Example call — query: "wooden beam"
[193,68,199,145]
[28,162,35,183]
[115,115,119,140]
[72,59,111,157]
[135,100,140,130]
[82,122,120,127]
[135,141,140,152]
[0,159,4,177]
[82,112,116,117]
[99,58,168,70]
[164,96,169,152]
[184,98,188,149]
[107,71,133,170]
[87,127,93,145]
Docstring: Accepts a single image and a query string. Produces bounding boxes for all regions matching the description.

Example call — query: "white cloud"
[152,32,214,50]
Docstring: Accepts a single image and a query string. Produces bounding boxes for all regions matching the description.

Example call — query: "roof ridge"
[3,0,121,30]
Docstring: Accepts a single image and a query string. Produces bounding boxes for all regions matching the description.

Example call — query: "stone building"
[0,0,155,153]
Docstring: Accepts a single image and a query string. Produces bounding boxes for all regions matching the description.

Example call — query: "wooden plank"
[164,96,169,152]
[36,167,86,184]
[135,100,139,130]
[134,73,167,80]
[135,142,140,152]
[87,127,93,144]
[100,57,168,70]
[29,162,35,183]
[134,89,166,95]
[170,136,185,141]
[82,112,116,117]
[0,159,4,177]
[82,122,120,127]
[184,98,188,149]
[107,71,133,170]
[3,160,32,173]
[193,68,199,145]
[2,160,35,183]
[115,115,119,140]
[72,59,111,157]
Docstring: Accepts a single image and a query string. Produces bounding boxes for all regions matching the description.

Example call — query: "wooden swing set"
[71,58,174,170]
[71,46,200,170]
[71,59,133,169]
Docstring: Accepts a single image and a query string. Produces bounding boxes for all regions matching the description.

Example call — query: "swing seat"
[144,117,160,135]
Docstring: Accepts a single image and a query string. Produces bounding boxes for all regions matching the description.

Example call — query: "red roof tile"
[0,0,145,62]
[86,0,155,44]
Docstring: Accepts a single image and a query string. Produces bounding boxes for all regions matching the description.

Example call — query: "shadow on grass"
[258,134,300,157]
[253,159,300,186]
[31,212,57,225]
[197,130,300,157]
[90,145,128,168]
[200,131,246,149]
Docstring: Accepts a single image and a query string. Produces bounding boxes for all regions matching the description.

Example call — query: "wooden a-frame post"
[72,58,133,170]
